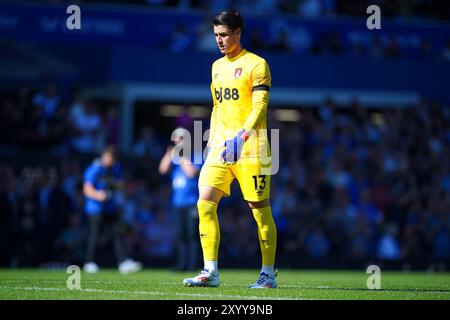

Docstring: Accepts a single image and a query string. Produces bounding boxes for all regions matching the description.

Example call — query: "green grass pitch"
[0,269,449,300]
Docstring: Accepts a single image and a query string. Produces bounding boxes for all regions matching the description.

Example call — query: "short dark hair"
[102,145,117,159]
[213,10,243,32]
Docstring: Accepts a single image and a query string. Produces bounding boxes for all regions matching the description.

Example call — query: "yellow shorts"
[199,149,271,202]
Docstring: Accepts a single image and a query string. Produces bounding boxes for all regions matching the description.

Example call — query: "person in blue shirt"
[159,128,201,271]
[82,145,142,274]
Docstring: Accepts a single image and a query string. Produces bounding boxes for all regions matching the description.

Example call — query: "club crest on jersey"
[234,68,243,79]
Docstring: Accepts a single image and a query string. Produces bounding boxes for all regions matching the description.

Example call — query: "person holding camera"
[83,145,142,274]
[159,128,201,271]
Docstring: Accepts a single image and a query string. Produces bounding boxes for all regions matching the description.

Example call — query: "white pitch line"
[0,279,117,284]
[0,286,306,300]
[2,282,448,295]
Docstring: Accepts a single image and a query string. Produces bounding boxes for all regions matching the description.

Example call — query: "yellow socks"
[197,199,220,262]
[197,200,276,272]
[252,206,277,266]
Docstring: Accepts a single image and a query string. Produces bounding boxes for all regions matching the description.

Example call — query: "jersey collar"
[226,48,247,62]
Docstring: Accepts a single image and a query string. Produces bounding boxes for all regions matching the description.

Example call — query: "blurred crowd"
[189,25,450,60]
[270,99,450,266]
[0,84,449,269]
[0,84,170,267]
[0,84,119,156]
[164,7,450,60]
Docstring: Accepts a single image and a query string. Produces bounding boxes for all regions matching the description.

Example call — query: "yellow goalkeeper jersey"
[209,49,271,158]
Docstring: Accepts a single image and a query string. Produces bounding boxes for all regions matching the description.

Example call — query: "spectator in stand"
[133,126,162,159]
[158,127,201,271]
[70,98,103,154]
[298,0,323,18]
[271,29,292,53]
[385,37,402,58]
[32,83,61,120]
[168,24,193,52]
[378,223,401,260]
[369,37,384,59]
[103,107,120,146]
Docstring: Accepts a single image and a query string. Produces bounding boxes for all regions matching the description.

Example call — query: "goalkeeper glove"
[220,129,249,165]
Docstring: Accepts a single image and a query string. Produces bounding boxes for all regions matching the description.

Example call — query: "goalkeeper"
[183,10,277,289]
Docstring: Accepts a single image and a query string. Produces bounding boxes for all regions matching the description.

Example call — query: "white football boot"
[249,272,277,289]
[183,269,220,287]
[83,261,99,274]
[118,258,142,274]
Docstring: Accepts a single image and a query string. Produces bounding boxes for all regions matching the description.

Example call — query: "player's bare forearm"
[158,148,173,174]
[83,183,106,202]
[180,158,198,178]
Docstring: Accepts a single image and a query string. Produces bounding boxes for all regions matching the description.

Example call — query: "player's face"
[101,152,115,167]
[213,25,241,55]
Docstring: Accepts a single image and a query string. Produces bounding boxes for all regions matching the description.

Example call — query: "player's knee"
[248,198,270,209]
[198,186,223,203]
